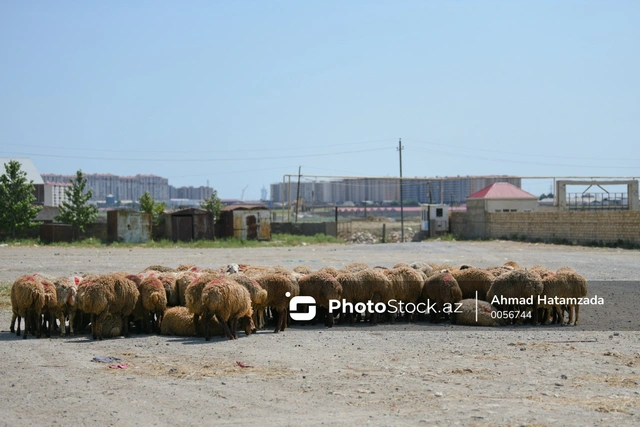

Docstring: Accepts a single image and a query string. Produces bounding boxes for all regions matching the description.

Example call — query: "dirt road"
[1,240,639,426]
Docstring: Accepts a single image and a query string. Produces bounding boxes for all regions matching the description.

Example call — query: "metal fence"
[566,193,628,210]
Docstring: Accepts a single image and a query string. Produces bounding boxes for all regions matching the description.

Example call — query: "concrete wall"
[271,222,338,237]
[451,210,640,245]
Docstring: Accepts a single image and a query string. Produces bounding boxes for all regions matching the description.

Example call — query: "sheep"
[530,265,556,280]
[297,272,343,327]
[317,266,340,278]
[176,269,200,307]
[177,264,198,272]
[451,268,494,301]
[228,274,268,330]
[10,274,48,339]
[556,266,576,275]
[336,269,393,326]
[293,265,313,275]
[141,265,176,273]
[255,273,299,333]
[421,272,463,323]
[160,306,198,336]
[540,271,588,325]
[503,261,520,269]
[131,276,167,333]
[77,273,139,340]
[428,263,455,273]
[451,299,507,327]
[410,262,434,277]
[40,279,58,337]
[342,262,370,273]
[201,278,254,340]
[383,267,424,322]
[52,276,80,336]
[486,269,543,325]
[485,265,514,278]
[156,272,180,307]
[184,271,225,334]
[101,313,123,338]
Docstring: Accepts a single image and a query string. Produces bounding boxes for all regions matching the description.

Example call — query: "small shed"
[217,205,271,240]
[467,182,537,213]
[107,210,152,243]
[165,208,214,242]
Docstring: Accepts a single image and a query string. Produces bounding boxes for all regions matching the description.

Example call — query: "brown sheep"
[451,268,494,301]
[228,274,268,330]
[540,271,588,325]
[421,272,463,323]
[336,269,393,326]
[184,271,225,334]
[201,278,254,340]
[77,273,139,340]
[10,274,48,339]
[52,276,79,336]
[297,272,343,327]
[383,267,424,322]
[486,269,543,325]
[131,276,167,333]
[255,273,299,333]
[160,306,198,336]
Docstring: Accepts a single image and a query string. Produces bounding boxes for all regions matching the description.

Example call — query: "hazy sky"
[1,1,638,200]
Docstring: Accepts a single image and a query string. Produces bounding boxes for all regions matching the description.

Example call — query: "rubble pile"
[346,232,378,244]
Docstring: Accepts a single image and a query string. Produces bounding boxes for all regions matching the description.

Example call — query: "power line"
[404,137,640,162]
[0,147,392,162]
[0,138,396,155]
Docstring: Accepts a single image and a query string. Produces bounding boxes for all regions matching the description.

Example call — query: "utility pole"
[398,139,404,243]
[294,166,301,222]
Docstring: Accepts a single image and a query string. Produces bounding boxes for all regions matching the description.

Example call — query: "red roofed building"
[467,182,537,213]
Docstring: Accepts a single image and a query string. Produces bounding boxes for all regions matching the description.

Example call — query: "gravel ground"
[1,240,639,426]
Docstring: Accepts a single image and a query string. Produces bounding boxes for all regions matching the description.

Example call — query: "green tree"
[139,191,166,226]
[55,170,98,240]
[200,189,223,219]
[200,189,222,219]
[0,160,41,239]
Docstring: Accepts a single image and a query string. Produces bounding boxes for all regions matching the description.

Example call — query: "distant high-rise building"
[270,175,521,205]
[41,172,212,202]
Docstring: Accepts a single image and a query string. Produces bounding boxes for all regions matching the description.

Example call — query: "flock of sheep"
[8,260,588,340]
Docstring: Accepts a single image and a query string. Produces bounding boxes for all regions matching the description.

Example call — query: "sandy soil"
[1,240,639,426]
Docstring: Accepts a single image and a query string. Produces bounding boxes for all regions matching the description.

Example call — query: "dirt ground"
[1,240,639,426]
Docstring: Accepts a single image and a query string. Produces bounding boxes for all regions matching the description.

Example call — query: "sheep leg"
[35,311,42,338]
[68,312,75,336]
[58,313,66,336]
[574,305,580,325]
[95,312,108,340]
[45,312,53,338]
[274,310,284,333]
[10,313,18,335]
[228,318,238,339]
[568,305,575,326]
[223,319,233,339]
[91,314,97,339]
[325,308,334,328]
[204,314,211,341]
[22,311,29,339]
[193,314,201,336]
[122,314,130,337]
